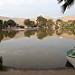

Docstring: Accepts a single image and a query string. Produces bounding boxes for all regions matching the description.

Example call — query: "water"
[0,28,75,69]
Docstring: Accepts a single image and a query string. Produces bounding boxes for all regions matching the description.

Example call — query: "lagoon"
[0,28,75,69]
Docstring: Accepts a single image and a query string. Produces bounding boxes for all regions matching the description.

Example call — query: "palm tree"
[57,0,75,13]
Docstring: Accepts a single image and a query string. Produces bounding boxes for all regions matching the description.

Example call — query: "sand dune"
[0,15,75,26]
[30,16,53,22]
[0,16,10,21]
[54,15,75,22]
[0,16,25,26]
[0,68,75,75]
[12,18,25,26]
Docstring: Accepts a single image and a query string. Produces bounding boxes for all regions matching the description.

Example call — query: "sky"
[0,0,75,18]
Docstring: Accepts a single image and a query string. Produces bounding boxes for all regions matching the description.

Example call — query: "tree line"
[0,16,75,30]
[24,27,75,40]
[0,30,19,42]
[24,16,75,29]
[0,19,17,29]
[24,16,54,28]
[0,19,25,29]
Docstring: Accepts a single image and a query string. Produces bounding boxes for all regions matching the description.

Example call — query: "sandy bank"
[0,68,75,75]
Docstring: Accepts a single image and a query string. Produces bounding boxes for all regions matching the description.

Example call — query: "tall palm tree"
[57,0,75,13]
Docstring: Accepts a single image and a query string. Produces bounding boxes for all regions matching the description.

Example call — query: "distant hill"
[0,16,10,21]
[0,16,25,26]
[54,15,75,22]
[0,15,75,26]
[30,16,53,22]
[12,18,25,26]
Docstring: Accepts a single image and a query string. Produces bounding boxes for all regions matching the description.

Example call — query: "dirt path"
[0,68,75,75]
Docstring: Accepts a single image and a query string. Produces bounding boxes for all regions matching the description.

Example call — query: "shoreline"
[7,67,73,70]
[0,67,75,75]
[1,65,74,71]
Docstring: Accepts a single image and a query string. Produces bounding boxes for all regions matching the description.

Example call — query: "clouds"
[0,0,58,9]
[0,0,24,5]
[23,0,57,5]
[0,0,54,5]
[0,0,59,18]
[0,0,57,8]
[0,0,74,18]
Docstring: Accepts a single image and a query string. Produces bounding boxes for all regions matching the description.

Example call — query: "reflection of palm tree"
[58,0,75,13]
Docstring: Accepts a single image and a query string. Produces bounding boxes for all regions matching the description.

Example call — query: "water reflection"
[24,28,54,40]
[0,30,4,42]
[0,30,19,42]
[24,28,75,40]
[0,28,75,69]
[24,30,36,37]
[0,36,75,69]
[56,28,75,35]
[0,28,75,42]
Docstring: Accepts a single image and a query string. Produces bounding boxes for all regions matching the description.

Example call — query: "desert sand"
[0,15,75,26]
[0,68,75,75]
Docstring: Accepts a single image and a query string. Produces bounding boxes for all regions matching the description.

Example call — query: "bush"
[55,25,59,29]
[7,19,16,28]
[0,56,7,71]
[19,26,24,28]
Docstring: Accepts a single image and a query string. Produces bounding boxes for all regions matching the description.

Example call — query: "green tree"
[4,21,8,28]
[36,16,47,27]
[30,21,35,27]
[71,20,75,27]
[24,19,35,28]
[56,19,64,26]
[0,19,3,29]
[46,19,54,27]
[58,0,75,13]
[0,19,3,25]
[24,19,30,26]
[43,18,47,26]
[7,19,16,28]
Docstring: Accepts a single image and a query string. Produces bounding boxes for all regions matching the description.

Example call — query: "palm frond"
[57,0,63,3]
[58,0,75,13]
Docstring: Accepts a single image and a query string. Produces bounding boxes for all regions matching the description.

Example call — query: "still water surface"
[0,28,75,69]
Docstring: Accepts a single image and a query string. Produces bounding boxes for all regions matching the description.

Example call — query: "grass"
[55,26,59,30]
[62,26,74,29]
[0,66,7,71]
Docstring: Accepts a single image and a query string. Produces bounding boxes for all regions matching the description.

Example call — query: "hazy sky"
[0,0,75,18]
